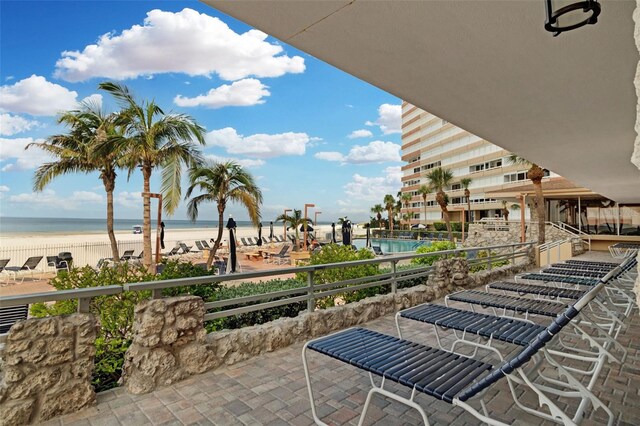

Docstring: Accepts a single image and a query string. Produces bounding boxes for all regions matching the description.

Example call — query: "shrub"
[294,244,382,308]
[411,241,459,266]
[205,278,306,332]
[433,222,468,232]
[468,250,510,272]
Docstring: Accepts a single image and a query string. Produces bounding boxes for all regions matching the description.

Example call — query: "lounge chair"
[262,237,269,245]
[0,259,10,282]
[371,246,383,256]
[303,273,617,425]
[179,243,199,253]
[0,304,28,334]
[164,246,180,257]
[240,237,250,247]
[46,255,70,273]
[200,240,212,249]
[5,256,43,282]
[269,245,290,264]
[195,241,207,251]
[120,250,135,260]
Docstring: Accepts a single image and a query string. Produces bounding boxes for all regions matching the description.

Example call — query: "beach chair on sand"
[164,246,180,257]
[270,245,291,265]
[195,241,208,252]
[200,240,211,249]
[303,271,618,426]
[120,250,135,261]
[5,256,43,282]
[179,243,199,253]
[47,255,70,273]
[0,259,11,282]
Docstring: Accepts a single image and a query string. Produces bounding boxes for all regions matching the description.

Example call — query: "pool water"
[352,238,431,253]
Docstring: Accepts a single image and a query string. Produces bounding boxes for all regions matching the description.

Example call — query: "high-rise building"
[400,101,553,224]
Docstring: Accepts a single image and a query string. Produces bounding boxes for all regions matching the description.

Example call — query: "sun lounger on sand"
[5,256,44,282]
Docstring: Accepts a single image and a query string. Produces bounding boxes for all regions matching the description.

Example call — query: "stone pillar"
[120,296,216,394]
[428,258,474,292]
[0,314,99,425]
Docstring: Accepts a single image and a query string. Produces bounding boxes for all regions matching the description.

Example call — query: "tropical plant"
[401,193,412,228]
[426,167,455,241]
[418,185,431,226]
[410,240,458,266]
[28,101,125,261]
[508,155,546,244]
[276,209,311,251]
[99,81,206,270]
[185,161,262,268]
[402,213,412,230]
[383,194,395,236]
[371,204,384,231]
[460,177,472,223]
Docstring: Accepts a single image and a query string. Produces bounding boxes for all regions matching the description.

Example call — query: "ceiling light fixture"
[545,0,601,36]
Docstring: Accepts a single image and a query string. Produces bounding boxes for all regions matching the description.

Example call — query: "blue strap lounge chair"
[303,275,616,425]
[5,256,43,282]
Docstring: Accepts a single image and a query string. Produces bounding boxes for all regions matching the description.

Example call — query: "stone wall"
[0,314,99,425]
[463,223,585,255]
[121,258,532,394]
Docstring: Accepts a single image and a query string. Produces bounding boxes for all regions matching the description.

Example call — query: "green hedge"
[433,222,469,232]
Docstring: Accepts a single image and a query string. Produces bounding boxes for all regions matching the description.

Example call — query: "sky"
[0,0,403,224]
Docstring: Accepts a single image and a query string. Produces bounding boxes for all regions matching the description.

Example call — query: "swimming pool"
[352,238,430,253]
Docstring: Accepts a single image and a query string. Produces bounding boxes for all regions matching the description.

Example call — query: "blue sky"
[0,0,402,223]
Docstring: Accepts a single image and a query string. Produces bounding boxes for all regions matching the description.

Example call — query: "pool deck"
[42,251,639,425]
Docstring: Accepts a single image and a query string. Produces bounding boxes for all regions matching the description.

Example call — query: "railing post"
[486,249,492,270]
[152,289,162,299]
[511,246,516,266]
[391,260,398,293]
[78,297,90,313]
[307,270,315,312]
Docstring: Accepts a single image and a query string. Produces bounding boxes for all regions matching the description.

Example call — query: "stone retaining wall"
[0,314,99,425]
[121,258,532,394]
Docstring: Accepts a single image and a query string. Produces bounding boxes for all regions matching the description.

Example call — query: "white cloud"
[8,189,103,210]
[314,151,344,162]
[0,185,9,192]
[348,129,373,139]
[0,75,79,116]
[54,8,305,82]
[116,191,142,208]
[315,141,401,164]
[365,103,401,135]
[0,114,40,136]
[205,154,265,168]
[343,166,402,202]
[81,94,103,108]
[0,137,52,171]
[174,79,269,109]
[206,127,311,158]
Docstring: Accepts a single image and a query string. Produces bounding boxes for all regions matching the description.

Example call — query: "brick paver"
[43,252,639,425]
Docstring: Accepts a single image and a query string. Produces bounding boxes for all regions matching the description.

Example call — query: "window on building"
[451,183,461,191]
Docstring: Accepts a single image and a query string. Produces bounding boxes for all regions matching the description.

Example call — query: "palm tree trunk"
[294,225,299,252]
[388,210,394,237]
[206,209,225,269]
[142,165,153,271]
[442,207,453,241]
[467,198,472,223]
[105,184,119,262]
[533,180,546,244]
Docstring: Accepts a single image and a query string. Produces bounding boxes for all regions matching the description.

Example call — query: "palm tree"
[28,101,125,261]
[508,155,546,244]
[370,204,384,231]
[418,185,431,227]
[460,177,473,223]
[402,213,412,230]
[400,193,412,229]
[99,82,206,270]
[383,194,395,236]
[185,161,262,268]
[501,200,510,222]
[426,167,455,241]
[276,209,311,251]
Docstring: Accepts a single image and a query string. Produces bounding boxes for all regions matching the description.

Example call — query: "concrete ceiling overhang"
[203,0,640,203]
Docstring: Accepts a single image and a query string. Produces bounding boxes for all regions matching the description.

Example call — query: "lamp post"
[314,211,322,226]
[283,208,292,242]
[304,203,315,251]
[141,192,162,270]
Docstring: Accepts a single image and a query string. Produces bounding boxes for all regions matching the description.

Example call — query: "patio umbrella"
[331,222,336,243]
[269,221,274,241]
[226,216,238,274]
[257,223,263,247]
[342,220,352,246]
[160,221,165,250]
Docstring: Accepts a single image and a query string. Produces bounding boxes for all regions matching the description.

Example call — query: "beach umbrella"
[331,222,336,243]
[269,221,274,241]
[342,220,352,246]
[257,223,263,247]
[160,221,165,250]
[365,223,371,248]
[226,216,238,274]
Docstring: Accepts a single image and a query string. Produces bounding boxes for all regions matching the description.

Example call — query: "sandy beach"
[0,224,335,268]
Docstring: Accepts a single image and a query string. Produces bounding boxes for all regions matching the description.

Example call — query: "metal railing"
[550,222,592,251]
[0,242,535,343]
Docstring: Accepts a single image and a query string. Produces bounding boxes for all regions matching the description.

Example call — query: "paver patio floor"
[44,252,639,425]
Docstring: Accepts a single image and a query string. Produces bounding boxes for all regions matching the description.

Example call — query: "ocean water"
[0,216,257,235]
